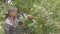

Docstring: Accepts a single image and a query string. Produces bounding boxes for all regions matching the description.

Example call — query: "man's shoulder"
[4,18,11,25]
[5,18,10,23]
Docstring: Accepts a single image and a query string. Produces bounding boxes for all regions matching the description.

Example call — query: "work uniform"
[4,17,19,34]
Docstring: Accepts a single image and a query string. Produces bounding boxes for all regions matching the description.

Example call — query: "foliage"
[0,0,60,34]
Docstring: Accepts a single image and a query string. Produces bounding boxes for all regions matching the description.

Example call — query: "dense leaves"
[0,0,60,34]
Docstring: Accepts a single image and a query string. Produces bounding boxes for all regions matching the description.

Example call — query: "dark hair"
[5,14,9,19]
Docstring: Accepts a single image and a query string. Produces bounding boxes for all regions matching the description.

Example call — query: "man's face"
[9,10,17,17]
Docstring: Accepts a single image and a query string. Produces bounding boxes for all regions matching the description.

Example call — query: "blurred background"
[0,0,60,34]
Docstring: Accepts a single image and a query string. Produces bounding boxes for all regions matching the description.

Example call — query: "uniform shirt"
[4,17,19,34]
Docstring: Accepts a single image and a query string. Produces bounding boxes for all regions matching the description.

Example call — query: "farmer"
[4,7,34,34]
[4,7,19,34]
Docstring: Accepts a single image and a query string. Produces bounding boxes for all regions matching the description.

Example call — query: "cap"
[8,7,17,14]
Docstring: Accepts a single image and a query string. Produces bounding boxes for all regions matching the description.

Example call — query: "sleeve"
[4,23,15,34]
[4,23,10,31]
[4,23,10,34]
[4,22,15,31]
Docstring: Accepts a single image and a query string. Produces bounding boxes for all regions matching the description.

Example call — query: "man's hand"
[27,14,34,19]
